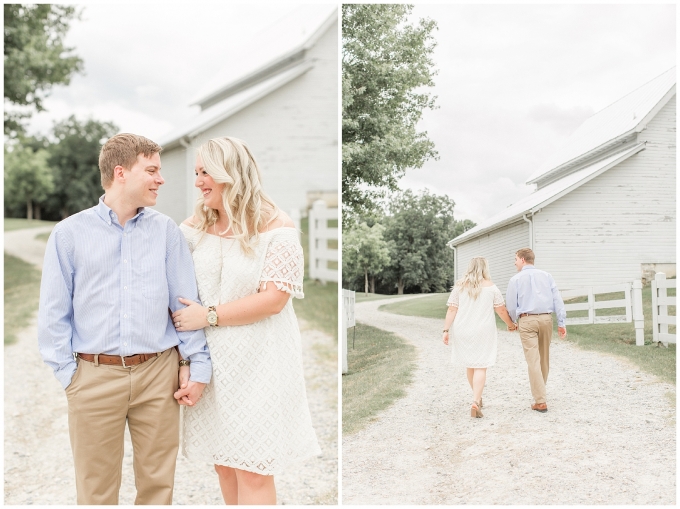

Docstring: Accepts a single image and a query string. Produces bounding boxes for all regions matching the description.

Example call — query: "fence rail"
[308,200,338,283]
[652,272,676,347]
[561,280,645,345]
[342,289,355,374]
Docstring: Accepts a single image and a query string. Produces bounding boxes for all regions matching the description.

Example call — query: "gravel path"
[342,296,676,505]
[4,228,338,505]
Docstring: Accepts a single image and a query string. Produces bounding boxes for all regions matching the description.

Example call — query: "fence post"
[632,280,644,346]
[309,202,319,280]
[653,272,669,346]
[342,306,348,374]
[587,287,595,324]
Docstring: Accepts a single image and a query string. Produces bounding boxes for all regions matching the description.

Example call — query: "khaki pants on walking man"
[518,314,553,405]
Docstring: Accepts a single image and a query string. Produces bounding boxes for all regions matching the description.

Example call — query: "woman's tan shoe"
[471,401,483,418]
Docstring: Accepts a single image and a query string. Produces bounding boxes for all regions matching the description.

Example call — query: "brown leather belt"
[519,313,551,318]
[77,352,161,368]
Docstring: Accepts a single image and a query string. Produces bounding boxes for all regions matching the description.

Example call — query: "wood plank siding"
[157,20,338,223]
[456,220,530,293]
[534,95,676,290]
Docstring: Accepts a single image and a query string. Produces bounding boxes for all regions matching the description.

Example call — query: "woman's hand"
[507,322,517,331]
[172,298,208,332]
[442,331,449,345]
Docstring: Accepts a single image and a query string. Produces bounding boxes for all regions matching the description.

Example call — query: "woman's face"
[194,156,226,211]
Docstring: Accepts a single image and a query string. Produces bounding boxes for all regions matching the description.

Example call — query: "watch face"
[207,310,218,325]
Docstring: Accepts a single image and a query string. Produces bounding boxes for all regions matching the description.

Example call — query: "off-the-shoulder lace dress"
[179,224,321,475]
[446,284,505,368]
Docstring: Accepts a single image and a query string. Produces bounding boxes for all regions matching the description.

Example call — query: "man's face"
[123,152,164,207]
[515,255,525,272]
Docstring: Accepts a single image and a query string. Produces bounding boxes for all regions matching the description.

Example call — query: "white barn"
[449,67,676,292]
[155,5,338,224]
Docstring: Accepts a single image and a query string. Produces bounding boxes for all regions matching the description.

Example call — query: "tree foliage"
[342,4,439,223]
[343,222,391,295]
[4,4,83,136]
[41,116,118,219]
[4,142,54,219]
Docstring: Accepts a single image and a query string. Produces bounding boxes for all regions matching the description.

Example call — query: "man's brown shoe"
[531,402,548,413]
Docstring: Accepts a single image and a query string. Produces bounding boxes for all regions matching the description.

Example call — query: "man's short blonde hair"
[98,133,162,189]
[516,248,535,264]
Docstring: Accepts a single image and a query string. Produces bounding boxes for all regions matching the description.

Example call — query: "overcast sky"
[400,3,675,224]
[27,3,312,142]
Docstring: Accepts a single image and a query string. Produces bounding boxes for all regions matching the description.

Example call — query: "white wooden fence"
[652,272,676,347]
[308,200,338,283]
[561,281,645,346]
[342,289,355,374]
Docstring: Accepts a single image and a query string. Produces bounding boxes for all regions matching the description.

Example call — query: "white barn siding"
[534,96,676,290]
[155,147,192,224]
[159,21,338,222]
[456,220,529,293]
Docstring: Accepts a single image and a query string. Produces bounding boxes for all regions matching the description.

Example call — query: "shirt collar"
[521,265,535,271]
[95,195,145,226]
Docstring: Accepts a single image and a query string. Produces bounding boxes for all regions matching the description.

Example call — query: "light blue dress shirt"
[38,197,212,389]
[506,265,566,327]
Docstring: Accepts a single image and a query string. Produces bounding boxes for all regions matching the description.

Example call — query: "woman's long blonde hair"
[454,257,491,299]
[192,136,279,254]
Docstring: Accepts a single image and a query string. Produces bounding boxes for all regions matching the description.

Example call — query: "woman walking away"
[442,257,516,418]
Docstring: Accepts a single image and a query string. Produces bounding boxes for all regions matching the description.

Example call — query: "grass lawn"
[378,289,676,385]
[4,253,42,345]
[4,218,58,231]
[342,322,417,435]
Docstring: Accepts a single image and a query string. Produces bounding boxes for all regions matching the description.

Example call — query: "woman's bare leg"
[235,469,276,505]
[472,368,487,403]
[466,367,474,389]
[214,465,238,504]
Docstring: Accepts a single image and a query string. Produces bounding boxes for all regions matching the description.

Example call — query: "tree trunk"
[370,276,375,294]
[397,276,404,295]
[34,203,41,220]
[364,268,369,296]
[26,198,33,220]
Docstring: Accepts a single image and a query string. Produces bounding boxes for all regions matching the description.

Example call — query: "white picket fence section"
[561,280,645,345]
[342,289,355,374]
[652,272,676,347]
[308,200,338,283]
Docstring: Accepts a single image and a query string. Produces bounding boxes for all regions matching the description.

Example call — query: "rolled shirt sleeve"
[166,223,212,384]
[550,275,567,328]
[505,278,518,322]
[37,228,78,389]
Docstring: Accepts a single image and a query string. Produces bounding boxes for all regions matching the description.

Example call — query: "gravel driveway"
[4,227,338,505]
[342,296,676,505]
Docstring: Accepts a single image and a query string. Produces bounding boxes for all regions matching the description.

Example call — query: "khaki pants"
[65,347,179,505]
[518,314,553,405]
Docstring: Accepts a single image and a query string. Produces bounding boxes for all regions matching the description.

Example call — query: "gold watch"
[207,306,218,327]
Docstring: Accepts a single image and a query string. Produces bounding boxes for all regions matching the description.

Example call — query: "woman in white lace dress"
[170,137,320,504]
[442,257,516,418]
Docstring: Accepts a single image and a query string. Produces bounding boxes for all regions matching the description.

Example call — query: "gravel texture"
[4,228,338,505]
[342,296,676,505]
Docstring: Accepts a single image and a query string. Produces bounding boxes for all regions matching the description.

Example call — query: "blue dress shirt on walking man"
[37,133,211,505]
[505,248,566,413]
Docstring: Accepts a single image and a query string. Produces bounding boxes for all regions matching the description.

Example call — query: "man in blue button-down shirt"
[506,248,566,413]
[38,133,211,504]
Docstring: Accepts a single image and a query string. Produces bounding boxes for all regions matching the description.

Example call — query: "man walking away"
[506,248,566,413]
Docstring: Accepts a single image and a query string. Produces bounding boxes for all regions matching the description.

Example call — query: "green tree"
[380,189,474,294]
[4,4,83,137]
[342,4,438,223]
[4,143,54,219]
[343,222,391,295]
[43,116,118,219]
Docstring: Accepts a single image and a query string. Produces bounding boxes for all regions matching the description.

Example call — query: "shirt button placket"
[122,227,130,356]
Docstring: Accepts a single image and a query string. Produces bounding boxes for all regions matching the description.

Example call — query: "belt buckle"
[121,355,132,369]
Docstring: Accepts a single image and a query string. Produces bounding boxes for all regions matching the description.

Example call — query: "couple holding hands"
[442,249,567,418]
[38,134,320,504]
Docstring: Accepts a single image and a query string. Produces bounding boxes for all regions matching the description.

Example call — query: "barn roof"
[448,142,646,247]
[526,67,676,187]
[157,4,337,150]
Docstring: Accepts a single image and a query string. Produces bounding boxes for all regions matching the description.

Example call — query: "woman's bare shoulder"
[262,211,295,232]
[181,216,197,228]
